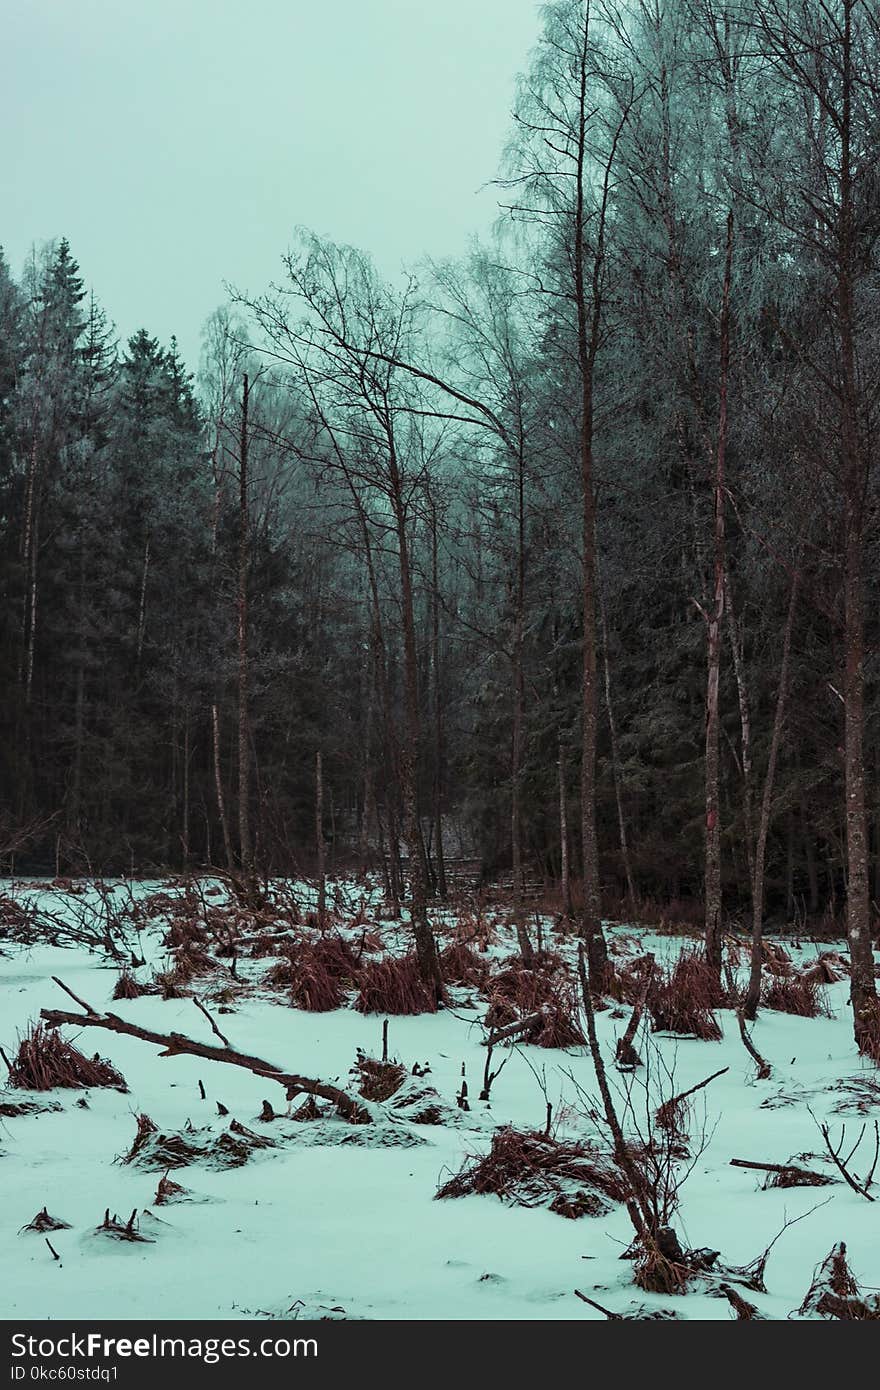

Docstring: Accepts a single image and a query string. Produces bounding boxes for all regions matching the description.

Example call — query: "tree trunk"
[511,444,533,966]
[430,500,447,900]
[388,451,442,1002]
[236,373,257,903]
[315,750,327,929]
[743,562,801,1018]
[558,738,573,918]
[704,212,733,985]
[211,704,234,871]
[572,19,610,988]
[838,3,877,1052]
[600,597,637,917]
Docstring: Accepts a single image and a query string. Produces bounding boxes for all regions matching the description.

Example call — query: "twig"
[192,996,231,1049]
[574,1290,622,1319]
[656,1067,729,1128]
[50,975,98,1016]
[811,1110,876,1201]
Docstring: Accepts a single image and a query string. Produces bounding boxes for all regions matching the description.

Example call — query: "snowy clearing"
[1,879,879,1322]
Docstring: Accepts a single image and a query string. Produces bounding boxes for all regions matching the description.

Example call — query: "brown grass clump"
[634,1246,692,1295]
[163,917,208,951]
[802,951,849,985]
[483,956,584,1047]
[19,1207,71,1233]
[289,951,345,1012]
[312,935,360,979]
[264,951,297,988]
[518,995,585,1049]
[647,949,723,1040]
[762,941,793,976]
[121,1114,275,1170]
[265,935,359,1011]
[112,970,151,1001]
[354,1053,407,1102]
[439,941,490,987]
[354,956,436,1015]
[0,895,33,931]
[437,1127,627,1216]
[153,1171,190,1205]
[484,962,559,1031]
[6,1023,127,1091]
[762,973,825,1017]
[354,929,385,955]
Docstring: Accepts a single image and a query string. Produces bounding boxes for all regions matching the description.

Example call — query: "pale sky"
[4,0,541,370]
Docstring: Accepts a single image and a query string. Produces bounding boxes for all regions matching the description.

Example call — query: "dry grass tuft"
[6,1023,127,1091]
[436,1127,626,1216]
[647,949,723,1040]
[354,956,436,1015]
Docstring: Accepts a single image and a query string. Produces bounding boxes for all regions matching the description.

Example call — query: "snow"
[1,879,879,1321]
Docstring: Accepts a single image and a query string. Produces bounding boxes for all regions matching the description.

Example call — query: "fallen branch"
[719,1283,765,1320]
[574,1290,622,1319]
[51,975,98,1017]
[192,995,231,1049]
[40,989,369,1123]
[812,1112,877,1201]
[482,1011,545,1048]
[729,1158,833,1187]
[655,1067,729,1131]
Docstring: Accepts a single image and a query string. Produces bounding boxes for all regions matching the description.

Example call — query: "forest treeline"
[2,1,880,961]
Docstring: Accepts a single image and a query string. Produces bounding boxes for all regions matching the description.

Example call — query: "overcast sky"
[4,0,541,371]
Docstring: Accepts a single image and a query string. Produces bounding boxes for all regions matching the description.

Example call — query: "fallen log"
[729,1158,833,1187]
[40,993,370,1123]
[482,1011,545,1048]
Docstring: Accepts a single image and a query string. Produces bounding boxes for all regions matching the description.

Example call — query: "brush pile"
[121,1112,277,1170]
[483,956,585,1048]
[798,1243,880,1320]
[353,1052,407,1102]
[436,1127,627,1218]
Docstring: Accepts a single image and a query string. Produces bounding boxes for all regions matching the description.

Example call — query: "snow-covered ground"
[1,879,879,1321]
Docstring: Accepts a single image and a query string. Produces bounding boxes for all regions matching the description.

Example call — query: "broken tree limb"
[574,1290,622,1319]
[50,975,98,1016]
[812,1113,877,1201]
[482,1011,545,1048]
[655,1066,729,1130]
[729,1158,833,1187]
[40,998,370,1123]
[192,995,231,1049]
[615,955,654,1069]
[719,1284,765,1320]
